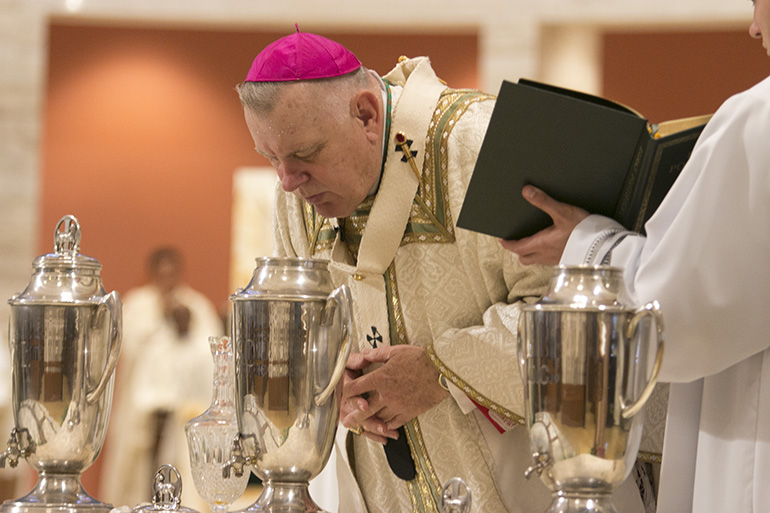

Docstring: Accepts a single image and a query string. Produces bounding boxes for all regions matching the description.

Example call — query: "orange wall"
[41,22,478,499]
[41,22,479,312]
[603,29,770,123]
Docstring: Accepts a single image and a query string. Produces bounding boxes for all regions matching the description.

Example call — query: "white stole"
[327,57,446,352]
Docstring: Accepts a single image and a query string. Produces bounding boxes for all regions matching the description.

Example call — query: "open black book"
[456,79,711,240]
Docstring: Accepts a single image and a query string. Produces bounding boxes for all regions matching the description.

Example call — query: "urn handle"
[87,290,122,404]
[620,300,664,419]
[314,285,354,407]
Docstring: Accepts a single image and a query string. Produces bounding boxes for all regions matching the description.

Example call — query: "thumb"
[522,185,588,227]
[361,346,393,364]
[522,185,559,216]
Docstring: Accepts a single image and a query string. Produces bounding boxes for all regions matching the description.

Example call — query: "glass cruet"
[185,336,249,513]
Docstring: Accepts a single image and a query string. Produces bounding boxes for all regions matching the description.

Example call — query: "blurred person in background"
[102,247,223,509]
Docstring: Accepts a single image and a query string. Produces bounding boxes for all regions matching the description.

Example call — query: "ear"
[351,90,381,143]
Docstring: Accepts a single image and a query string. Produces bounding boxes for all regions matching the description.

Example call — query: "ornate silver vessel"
[225,257,353,513]
[0,215,122,513]
[518,265,664,513]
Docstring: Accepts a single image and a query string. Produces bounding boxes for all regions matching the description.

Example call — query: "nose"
[749,18,762,39]
[276,162,310,193]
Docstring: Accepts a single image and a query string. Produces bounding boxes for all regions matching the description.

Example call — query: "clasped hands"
[340,344,449,444]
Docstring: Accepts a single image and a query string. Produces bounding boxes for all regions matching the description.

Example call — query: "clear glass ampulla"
[185,336,249,513]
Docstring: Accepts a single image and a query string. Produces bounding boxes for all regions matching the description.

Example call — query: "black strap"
[384,426,416,481]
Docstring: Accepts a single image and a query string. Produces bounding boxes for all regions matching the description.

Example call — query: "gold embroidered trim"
[303,201,323,252]
[385,264,407,348]
[411,89,493,246]
[403,419,442,512]
[425,343,526,426]
[309,197,374,257]
[386,261,442,512]
[637,450,662,464]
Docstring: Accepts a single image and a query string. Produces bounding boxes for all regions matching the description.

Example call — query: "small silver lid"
[9,215,107,305]
[131,465,200,513]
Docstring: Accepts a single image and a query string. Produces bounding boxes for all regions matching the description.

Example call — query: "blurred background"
[1,0,768,508]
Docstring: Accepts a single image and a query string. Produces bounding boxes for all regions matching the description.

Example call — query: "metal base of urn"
[236,481,327,513]
[0,473,112,513]
[545,493,618,513]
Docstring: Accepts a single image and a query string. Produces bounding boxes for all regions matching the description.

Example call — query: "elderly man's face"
[244,82,382,219]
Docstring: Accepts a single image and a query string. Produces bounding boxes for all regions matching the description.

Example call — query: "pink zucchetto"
[245,27,362,82]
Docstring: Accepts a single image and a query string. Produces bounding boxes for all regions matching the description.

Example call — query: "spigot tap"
[524,451,552,480]
[222,434,249,479]
[0,428,35,469]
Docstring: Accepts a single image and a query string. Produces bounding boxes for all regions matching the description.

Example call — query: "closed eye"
[294,145,323,162]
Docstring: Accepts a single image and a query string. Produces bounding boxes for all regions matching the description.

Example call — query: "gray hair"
[236,67,372,118]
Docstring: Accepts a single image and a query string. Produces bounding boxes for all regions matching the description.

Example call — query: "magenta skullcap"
[245,27,362,82]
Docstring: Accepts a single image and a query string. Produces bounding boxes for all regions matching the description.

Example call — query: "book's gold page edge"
[652,114,713,138]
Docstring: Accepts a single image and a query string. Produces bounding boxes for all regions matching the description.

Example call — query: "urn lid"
[230,256,334,302]
[131,465,200,513]
[9,214,107,305]
[529,264,632,311]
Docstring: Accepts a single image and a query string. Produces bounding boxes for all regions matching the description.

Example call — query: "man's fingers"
[498,227,549,256]
[361,346,393,364]
[499,237,526,253]
[346,351,370,370]
[343,371,377,401]
[343,410,399,444]
[361,430,389,445]
[522,184,553,210]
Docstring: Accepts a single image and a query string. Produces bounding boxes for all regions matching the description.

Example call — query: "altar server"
[501,1,770,511]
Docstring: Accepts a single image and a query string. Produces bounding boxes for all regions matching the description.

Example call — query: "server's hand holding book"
[456,79,712,240]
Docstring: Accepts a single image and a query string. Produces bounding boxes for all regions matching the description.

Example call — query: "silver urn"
[226,257,353,513]
[0,215,122,513]
[517,265,664,513]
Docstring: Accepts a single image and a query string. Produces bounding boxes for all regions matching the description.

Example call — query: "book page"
[652,114,713,138]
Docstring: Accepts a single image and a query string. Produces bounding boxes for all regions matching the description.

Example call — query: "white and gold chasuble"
[272,56,552,513]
